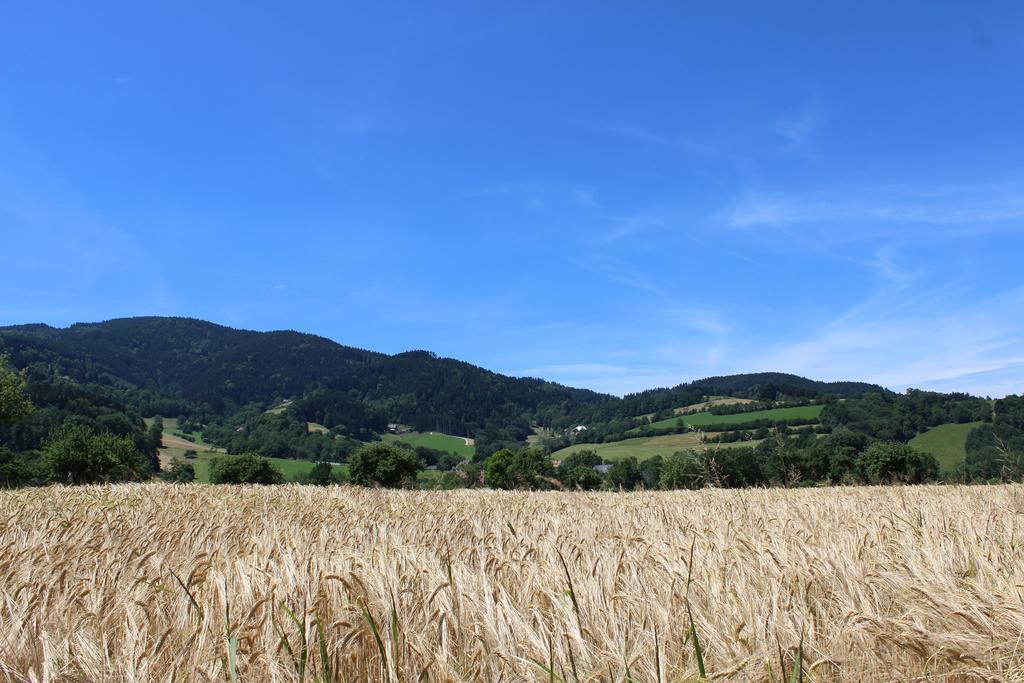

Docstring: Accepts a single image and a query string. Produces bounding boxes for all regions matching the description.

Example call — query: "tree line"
[4,345,1023,491]
[0,356,160,487]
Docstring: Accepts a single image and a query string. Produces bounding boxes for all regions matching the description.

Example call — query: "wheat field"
[1,484,1023,682]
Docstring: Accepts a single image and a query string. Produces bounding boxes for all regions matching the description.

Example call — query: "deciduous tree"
[43,424,150,485]
[484,449,554,490]
[0,356,32,425]
[858,442,938,484]
[209,454,285,484]
[350,442,422,488]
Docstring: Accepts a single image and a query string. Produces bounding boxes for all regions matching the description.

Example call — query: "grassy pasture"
[673,395,756,415]
[551,432,758,461]
[382,431,475,458]
[3,483,1022,680]
[637,404,824,432]
[639,396,753,420]
[163,448,346,483]
[145,417,216,448]
[909,421,983,474]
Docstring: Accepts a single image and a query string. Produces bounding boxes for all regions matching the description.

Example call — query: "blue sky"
[2,2,1023,397]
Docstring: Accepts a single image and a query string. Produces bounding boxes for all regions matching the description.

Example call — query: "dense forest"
[0,359,159,487]
[964,395,1024,480]
[0,318,610,438]
[0,316,1020,490]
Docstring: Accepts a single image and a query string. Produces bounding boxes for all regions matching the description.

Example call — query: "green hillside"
[636,404,823,432]
[551,433,758,462]
[909,422,983,474]
[382,431,475,458]
[0,316,611,438]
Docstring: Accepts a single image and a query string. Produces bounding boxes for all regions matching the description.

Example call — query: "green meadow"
[636,404,824,432]
[382,431,475,458]
[909,421,983,474]
[551,432,760,462]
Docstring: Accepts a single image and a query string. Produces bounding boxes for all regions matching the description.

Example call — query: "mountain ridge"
[0,316,888,441]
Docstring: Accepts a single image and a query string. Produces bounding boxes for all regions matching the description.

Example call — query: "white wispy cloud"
[520,362,692,396]
[597,122,673,146]
[916,363,1023,398]
[864,246,920,288]
[474,166,1024,398]
[589,121,713,155]
[541,222,1023,397]
[569,187,600,210]
[775,107,818,152]
[597,209,672,243]
[747,283,1024,396]
[470,181,601,213]
[722,185,1024,234]
[571,256,665,296]
[656,306,733,338]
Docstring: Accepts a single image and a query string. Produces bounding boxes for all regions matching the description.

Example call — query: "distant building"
[387,423,400,433]
[571,425,588,434]
[594,464,613,475]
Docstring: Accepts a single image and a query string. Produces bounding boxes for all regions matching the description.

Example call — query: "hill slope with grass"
[638,404,824,432]
[382,432,475,458]
[909,421,984,474]
[551,433,758,462]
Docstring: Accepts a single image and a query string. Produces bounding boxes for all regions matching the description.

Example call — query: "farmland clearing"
[551,432,759,461]
[382,431,475,458]
[909,421,984,474]
[635,404,824,433]
[144,418,344,482]
[674,395,757,414]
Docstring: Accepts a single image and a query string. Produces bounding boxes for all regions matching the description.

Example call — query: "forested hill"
[0,318,380,407]
[0,317,889,445]
[574,372,886,425]
[686,372,883,398]
[0,317,612,439]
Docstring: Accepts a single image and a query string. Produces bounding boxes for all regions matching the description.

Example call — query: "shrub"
[660,451,705,489]
[483,449,554,490]
[0,447,41,488]
[209,455,284,485]
[162,461,195,483]
[43,424,150,485]
[304,461,334,486]
[561,465,603,490]
[606,457,643,490]
[859,442,939,484]
[349,443,423,488]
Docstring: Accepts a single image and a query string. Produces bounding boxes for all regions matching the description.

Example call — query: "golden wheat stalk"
[1,483,1023,681]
